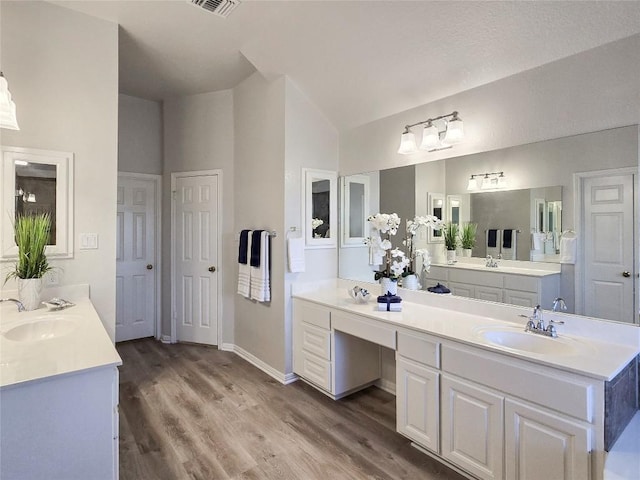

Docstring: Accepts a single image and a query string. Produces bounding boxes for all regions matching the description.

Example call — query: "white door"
[583,173,635,322]
[174,174,219,345]
[115,175,158,342]
[441,375,504,480]
[505,399,590,480]
[396,356,440,454]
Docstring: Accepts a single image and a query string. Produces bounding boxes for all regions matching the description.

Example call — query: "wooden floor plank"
[118,339,466,480]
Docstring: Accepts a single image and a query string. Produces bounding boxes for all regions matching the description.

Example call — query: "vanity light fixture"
[467,171,507,191]
[0,72,20,131]
[397,111,463,155]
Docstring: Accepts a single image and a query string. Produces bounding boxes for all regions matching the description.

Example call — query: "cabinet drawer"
[449,282,474,298]
[475,285,504,303]
[294,299,331,329]
[299,351,331,391]
[300,321,331,360]
[332,311,396,349]
[449,269,503,288]
[397,330,439,368]
[503,274,538,293]
[441,344,594,422]
[504,289,539,307]
[428,266,449,282]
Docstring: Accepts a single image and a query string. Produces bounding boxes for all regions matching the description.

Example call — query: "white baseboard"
[160,335,172,344]
[220,342,235,352]
[231,344,297,385]
[376,378,396,395]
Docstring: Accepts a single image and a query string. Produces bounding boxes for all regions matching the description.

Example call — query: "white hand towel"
[250,231,271,302]
[237,231,252,298]
[560,236,577,264]
[287,236,305,273]
[532,232,545,251]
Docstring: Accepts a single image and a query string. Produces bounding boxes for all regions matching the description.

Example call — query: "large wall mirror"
[1,146,74,259]
[338,125,639,325]
[303,168,337,248]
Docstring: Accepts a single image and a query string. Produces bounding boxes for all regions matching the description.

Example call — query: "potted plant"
[366,213,407,295]
[443,222,459,264]
[460,222,477,257]
[401,215,444,290]
[5,213,52,310]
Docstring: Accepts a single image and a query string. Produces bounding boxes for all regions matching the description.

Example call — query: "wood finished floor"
[118,338,466,480]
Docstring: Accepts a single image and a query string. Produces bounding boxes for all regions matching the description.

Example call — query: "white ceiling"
[51,1,640,131]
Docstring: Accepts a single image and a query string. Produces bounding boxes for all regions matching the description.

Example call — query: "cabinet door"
[396,356,439,453]
[505,399,591,480]
[475,285,504,303]
[449,282,474,298]
[441,375,504,480]
[504,290,539,308]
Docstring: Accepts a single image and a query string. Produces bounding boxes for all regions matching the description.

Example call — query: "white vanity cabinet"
[427,265,559,308]
[441,343,595,480]
[292,299,381,399]
[395,330,440,454]
[0,366,120,480]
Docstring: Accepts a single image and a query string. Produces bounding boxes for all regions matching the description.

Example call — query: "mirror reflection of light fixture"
[15,187,36,203]
[397,111,463,155]
[467,171,507,191]
[0,72,20,131]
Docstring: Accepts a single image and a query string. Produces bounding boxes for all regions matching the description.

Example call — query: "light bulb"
[420,122,440,150]
[467,176,478,191]
[397,130,418,155]
[497,173,507,189]
[443,112,463,145]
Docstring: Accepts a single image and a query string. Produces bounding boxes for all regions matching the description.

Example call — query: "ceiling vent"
[187,0,241,18]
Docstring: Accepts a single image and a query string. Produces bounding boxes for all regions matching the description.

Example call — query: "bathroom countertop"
[0,299,122,389]
[431,261,561,277]
[293,286,639,381]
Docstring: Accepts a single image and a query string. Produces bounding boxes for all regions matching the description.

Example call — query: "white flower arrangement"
[311,218,324,230]
[365,213,406,281]
[403,215,443,275]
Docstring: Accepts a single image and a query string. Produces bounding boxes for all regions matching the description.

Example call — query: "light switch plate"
[80,233,99,249]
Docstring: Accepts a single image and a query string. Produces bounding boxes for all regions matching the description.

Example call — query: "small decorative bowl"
[348,286,371,304]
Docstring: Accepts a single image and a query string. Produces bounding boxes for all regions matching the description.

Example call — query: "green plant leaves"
[5,213,52,282]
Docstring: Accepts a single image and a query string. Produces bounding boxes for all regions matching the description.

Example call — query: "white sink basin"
[474,326,581,356]
[3,316,79,342]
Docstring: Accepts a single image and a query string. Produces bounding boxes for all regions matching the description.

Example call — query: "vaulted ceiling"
[51,1,640,130]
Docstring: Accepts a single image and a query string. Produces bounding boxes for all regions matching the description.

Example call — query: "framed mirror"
[1,146,74,259]
[428,192,445,243]
[340,174,369,247]
[303,168,337,248]
[447,195,463,227]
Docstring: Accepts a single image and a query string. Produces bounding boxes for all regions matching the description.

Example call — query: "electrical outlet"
[45,270,59,286]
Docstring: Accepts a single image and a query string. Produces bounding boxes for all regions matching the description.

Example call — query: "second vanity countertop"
[430,260,561,277]
[0,298,122,389]
[293,285,639,382]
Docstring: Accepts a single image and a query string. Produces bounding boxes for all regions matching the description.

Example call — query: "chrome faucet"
[552,297,568,312]
[485,255,498,268]
[0,298,25,312]
[523,304,558,338]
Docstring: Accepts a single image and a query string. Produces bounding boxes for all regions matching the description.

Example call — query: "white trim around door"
[170,170,224,345]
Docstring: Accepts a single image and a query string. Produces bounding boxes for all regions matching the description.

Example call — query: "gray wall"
[470,190,530,260]
[118,94,163,175]
[0,1,119,339]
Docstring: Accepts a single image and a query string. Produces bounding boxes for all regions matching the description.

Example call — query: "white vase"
[402,274,420,290]
[462,248,472,258]
[446,250,457,265]
[18,278,43,311]
[380,277,398,296]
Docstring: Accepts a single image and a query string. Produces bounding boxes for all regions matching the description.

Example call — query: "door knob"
[146,264,153,270]
[622,271,631,278]
[208,266,216,272]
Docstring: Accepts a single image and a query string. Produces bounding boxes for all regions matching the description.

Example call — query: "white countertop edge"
[0,296,122,389]
[293,284,639,382]
[430,261,561,277]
